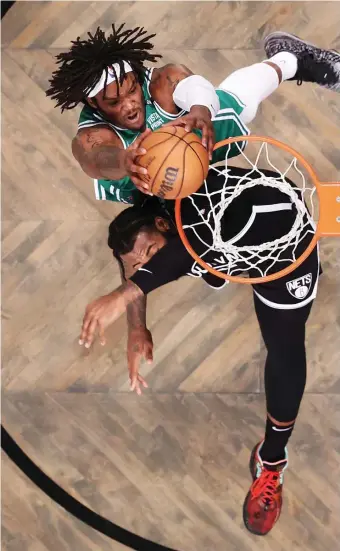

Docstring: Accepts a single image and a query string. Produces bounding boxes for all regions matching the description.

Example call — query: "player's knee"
[267,338,306,364]
[238,102,258,124]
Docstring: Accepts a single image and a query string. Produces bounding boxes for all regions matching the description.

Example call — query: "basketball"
[137,126,209,199]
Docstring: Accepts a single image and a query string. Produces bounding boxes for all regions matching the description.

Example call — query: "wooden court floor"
[2,2,340,550]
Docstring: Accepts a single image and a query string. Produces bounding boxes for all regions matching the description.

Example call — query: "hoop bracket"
[318,183,340,236]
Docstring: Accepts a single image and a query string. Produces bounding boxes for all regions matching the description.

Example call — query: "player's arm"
[119,260,148,332]
[79,237,191,350]
[153,64,220,158]
[118,259,152,394]
[119,255,149,337]
[71,126,152,194]
[79,280,145,349]
[150,64,194,112]
[79,258,150,352]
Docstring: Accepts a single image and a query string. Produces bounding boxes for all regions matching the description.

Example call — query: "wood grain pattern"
[1,452,129,551]
[2,393,340,551]
[2,2,339,550]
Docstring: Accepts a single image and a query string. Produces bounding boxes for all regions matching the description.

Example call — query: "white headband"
[87,61,133,98]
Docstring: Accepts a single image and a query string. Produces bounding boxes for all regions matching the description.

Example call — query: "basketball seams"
[140,125,208,198]
[175,142,205,198]
[162,136,206,198]
[138,136,180,186]
[138,128,182,188]
[175,143,187,198]
[186,141,208,179]
[140,130,179,155]
[164,128,208,179]
[149,137,187,194]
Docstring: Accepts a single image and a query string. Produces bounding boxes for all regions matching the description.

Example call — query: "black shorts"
[252,243,320,310]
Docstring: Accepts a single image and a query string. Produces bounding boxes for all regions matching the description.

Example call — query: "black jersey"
[130,167,319,309]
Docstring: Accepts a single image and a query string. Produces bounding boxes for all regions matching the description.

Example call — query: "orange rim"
[175,135,322,284]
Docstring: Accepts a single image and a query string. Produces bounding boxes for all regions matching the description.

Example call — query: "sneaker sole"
[243,445,266,536]
[264,31,339,55]
[248,443,258,481]
[243,443,282,536]
[242,493,282,536]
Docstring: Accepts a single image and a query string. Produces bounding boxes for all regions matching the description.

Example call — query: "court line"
[1,425,179,551]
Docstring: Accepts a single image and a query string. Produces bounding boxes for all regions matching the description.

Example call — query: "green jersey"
[78,68,249,204]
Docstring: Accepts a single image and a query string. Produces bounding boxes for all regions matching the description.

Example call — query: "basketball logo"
[158,167,179,198]
[294,285,309,299]
[137,126,209,199]
[286,273,312,299]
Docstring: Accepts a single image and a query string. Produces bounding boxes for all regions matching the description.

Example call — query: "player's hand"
[124,128,153,195]
[127,328,153,395]
[163,105,215,159]
[79,291,124,349]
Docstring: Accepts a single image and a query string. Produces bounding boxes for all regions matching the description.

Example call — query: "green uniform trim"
[78,69,249,204]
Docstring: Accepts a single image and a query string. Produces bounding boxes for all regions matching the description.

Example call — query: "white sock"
[265,52,298,81]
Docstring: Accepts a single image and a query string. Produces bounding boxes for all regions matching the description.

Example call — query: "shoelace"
[296,52,331,86]
[296,52,314,86]
[250,469,279,506]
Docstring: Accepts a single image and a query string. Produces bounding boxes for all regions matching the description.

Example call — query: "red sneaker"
[243,441,288,535]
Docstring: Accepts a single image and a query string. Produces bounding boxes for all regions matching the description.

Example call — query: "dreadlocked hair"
[108,198,176,260]
[46,23,162,111]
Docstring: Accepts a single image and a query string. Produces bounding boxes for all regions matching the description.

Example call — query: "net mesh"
[181,140,318,278]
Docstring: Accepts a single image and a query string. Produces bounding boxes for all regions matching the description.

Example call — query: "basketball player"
[47,26,340,204]
[78,165,320,536]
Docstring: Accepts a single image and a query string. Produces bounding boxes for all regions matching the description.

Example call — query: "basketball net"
[175,136,340,284]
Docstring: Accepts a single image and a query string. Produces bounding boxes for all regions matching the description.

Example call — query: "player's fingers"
[130,372,138,391]
[129,349,141,391]
[98,323,106,347]
[138,374,148,388]
[133,128,151,147]
[130,171,152,194]
[200,122,209,150]
[79,309,92,345]
[162,117,187,128]
[84,317,98,349]
[130,374,142,395]
[207,129,215,160]
[130,163,148,176]
[133,180,153,196]
[133,147,147,157]
[129,170,152,193]
[135,383,142,396]
[183,118,194,133]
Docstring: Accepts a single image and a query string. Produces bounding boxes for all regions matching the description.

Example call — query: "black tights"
[254,294,313,460]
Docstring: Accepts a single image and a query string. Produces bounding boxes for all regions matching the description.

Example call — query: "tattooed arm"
[79,280,145,348]
[150,64,194,113]
[72,126,126,179]
[119,258,152,395]
[72,126,151,193]
[152,63,217,158]
[118,256,148,332]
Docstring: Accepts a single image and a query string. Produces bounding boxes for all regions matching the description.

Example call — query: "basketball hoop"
[175,135,340,284]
